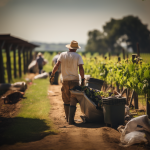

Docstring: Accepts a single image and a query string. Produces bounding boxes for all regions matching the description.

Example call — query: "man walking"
[36,52,45,74]
[50,40,85,125]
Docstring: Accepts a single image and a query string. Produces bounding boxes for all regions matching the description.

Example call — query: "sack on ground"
[34,72,49,79]
[119,131,148,147]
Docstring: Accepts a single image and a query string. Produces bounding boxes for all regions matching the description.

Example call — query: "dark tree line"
[85,15,150,53]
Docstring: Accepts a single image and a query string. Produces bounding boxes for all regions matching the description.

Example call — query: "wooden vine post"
[136,42,140,57]
[6,45,12,83]
[109,52,111,60]
[146,92,150,118]
[122,49,125,59]
[132,54,137,63]
[131,53,138,109]
[0,42,5,83]
[13,45,18,78]
[23,49,26,74]
[118,56,121,62]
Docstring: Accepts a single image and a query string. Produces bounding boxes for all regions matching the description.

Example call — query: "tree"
[85,30,107,53]
[85,16,150,53]
[103,16,150,53]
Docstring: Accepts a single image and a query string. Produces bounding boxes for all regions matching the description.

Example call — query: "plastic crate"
[102,97,126,127]
[87,78,104,90]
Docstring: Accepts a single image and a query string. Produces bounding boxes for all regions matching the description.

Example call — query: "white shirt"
[57,51,84,81]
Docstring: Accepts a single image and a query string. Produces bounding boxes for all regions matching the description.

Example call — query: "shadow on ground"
[74,122,106,128]
[0,117,56,146]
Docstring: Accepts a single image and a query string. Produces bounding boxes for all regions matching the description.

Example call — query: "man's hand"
[81,78,85,86]
[49,74,55,84]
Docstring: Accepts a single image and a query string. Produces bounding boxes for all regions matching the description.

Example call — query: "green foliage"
[85,16,150,53]
[85,29,108,53]
[84,53,150,95]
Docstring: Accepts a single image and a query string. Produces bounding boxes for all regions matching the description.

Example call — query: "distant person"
[50,40,85,125]
[36,52,44,74]
[49,53,61,85]
[52,52,61,73]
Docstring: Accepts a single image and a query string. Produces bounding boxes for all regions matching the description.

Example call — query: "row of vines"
[42,52,150,96]
[78,52,150,96]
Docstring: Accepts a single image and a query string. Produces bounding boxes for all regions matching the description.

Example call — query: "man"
[51,53,61,84]
[50,40,85,125]
[52,52,60,67]
[36,52,44,74]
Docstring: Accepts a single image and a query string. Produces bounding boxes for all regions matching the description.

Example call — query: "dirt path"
[1,84,149,150]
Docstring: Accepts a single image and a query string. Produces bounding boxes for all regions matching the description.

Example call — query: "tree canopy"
[85,15,150,53]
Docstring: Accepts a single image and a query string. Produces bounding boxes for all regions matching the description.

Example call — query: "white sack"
[34,72,49,79]
[120,131,148,147]
[28,60,38,73]
[12,82,27,91]
[119,115,150,147]
[0,82,27,91]
[122,115,150,136]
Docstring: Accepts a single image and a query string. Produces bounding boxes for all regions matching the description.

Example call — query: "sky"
[0,0,150,44]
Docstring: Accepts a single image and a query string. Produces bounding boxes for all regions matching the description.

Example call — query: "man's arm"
[51,61,61,76]
[79,64,84,79]
[79,64,85,86]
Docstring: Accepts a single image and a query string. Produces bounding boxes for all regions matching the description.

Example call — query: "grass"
[43,52,57,72]
[138,95,146,107]
[0,78,57,145]
[129,95,147,118]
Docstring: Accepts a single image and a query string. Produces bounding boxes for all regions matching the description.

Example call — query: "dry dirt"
[0,80,149,150]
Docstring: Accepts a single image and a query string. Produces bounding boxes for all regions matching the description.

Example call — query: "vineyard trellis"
[0,34,39,83]
[81,52,150,117]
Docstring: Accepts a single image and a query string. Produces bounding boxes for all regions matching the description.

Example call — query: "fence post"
[13,46,17,78]
[18,46,23,78]
[118,56,121,62]
[109,52,111,60]
[25,49,29,72]
[0,43,5,83]
[146,93,150,118]
[6,45,12,83]
[23,49,26,74]
[122,49,125,59]
[30,49,33,61]
[133,91,138,109]
[132,54,137,63]
[27,49,29,67]
[136,43,140,57]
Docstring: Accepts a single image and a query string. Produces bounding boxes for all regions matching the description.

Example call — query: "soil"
[0,77,149,150]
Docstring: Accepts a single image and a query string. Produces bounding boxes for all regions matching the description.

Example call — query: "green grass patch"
[0,78,58,145]
[43,52,57,72]
[138,95,146,107]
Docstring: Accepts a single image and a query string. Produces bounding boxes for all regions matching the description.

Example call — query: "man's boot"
[69,105,76,125]
[64,104,70,122]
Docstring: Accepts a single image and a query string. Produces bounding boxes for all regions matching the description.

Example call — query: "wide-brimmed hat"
[66,40,81,49]
[38,52,42,56]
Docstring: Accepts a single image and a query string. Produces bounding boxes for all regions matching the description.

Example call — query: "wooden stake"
[6,45,12,83]
[136,43,140,57]
[0,43,5,83]
[146,93,150,118]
